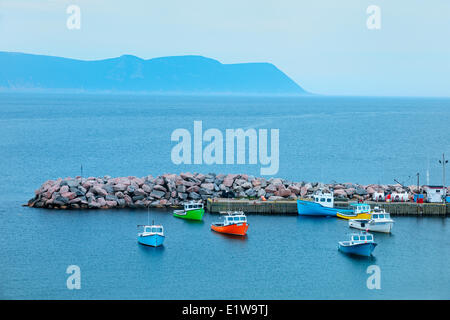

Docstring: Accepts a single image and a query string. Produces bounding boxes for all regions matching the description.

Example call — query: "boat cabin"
[223,212,247,226]
[140,225,164,236]
[349,232,374,244]
[371,212,391,220]
[350,203,371,214]
[313,190,334,208]
[184,201,204,211]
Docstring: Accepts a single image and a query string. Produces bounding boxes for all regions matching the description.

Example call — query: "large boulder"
[150,190,165,199]
[223,178,234,187]
[200,183,215,191]
[265,184,277,193]
[61,192,77,200]
[93,186,108,197]
[189,192,201,200]
[277,188,292,197]
[288,185,300,195]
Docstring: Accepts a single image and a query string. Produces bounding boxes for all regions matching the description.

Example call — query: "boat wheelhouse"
[211,211,249,236]
[338,232,377,257]
[173,201,204,221]
[137,224,165,247]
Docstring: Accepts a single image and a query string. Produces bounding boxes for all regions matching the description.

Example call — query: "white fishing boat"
[349,207,394,233]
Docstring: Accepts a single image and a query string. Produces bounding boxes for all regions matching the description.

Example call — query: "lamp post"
[438,153,448,201]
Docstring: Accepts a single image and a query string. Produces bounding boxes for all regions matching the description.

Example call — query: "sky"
[0,0,449,96]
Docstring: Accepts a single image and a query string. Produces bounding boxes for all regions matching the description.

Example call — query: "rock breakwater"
[26,173,450,210]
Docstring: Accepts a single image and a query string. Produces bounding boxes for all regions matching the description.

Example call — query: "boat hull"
[349,220,393,233]
[297,199,352,217]
[211,222,249,236]
[337,212,371,220]
[173,208,204,221]
[338,242,377,257]
[138,234,165,247]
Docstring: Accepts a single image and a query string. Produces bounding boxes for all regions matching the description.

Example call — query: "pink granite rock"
[334,189,347,196]
[186,186,199,193]
[153,184,167,192]
[277,188,292,197]
[93,186,108,197]
[265,184,277,193]
[106,200,117,207]
[345,188,356,196]
[97,197,107,207]
[252,179,261,187]
[134,188,147,196]
[288,185,300,195]
[113,184,127,192]
[300,186,308,197]
[366,187,376,194]
[142,184,152,193]
[69,198,81,204]
[124,195,133,204]
[200,183,215,190]
[223,178,234,187]
[180,172,194,180]
[195,173,205,181]
[61,192,76,200]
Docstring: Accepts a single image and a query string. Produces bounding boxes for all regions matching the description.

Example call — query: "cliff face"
[0,52,307,95]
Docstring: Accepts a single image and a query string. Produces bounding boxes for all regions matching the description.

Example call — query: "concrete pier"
[206,198,450,216]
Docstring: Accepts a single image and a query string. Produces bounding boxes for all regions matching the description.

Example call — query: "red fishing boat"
[211,211,249,236]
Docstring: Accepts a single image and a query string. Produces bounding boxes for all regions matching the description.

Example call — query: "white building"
[424,185,446,203]
[391,192,409,202]
[372,192,385,201]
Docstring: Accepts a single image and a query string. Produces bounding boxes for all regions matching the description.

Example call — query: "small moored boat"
[348,207,394,233]
[173,201,204,221]
[211,211,249,236]
[138,224,165,247]
[337,203,371,220]
[338,232,377,257]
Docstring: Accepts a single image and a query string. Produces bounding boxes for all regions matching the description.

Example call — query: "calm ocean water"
[0,93,449,299]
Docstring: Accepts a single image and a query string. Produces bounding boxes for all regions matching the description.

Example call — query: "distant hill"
[0,51,307,95]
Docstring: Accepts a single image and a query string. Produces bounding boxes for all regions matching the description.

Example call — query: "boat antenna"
[147,204,150,225]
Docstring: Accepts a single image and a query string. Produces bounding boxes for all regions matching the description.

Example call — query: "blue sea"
[0,93,449,299]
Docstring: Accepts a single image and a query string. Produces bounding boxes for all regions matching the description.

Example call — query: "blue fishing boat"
[297,189,353,216]
[138,224,165,247]
[338,232,377,257]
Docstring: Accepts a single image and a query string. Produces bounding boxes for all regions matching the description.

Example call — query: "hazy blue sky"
[1,0,449,96]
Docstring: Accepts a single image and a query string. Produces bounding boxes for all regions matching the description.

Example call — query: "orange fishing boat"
[211,211,249,236]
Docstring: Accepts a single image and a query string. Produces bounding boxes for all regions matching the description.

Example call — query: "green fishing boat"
[173,201,204,220]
